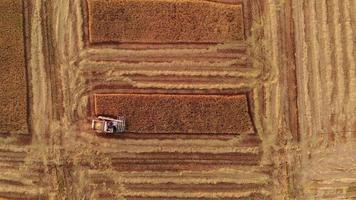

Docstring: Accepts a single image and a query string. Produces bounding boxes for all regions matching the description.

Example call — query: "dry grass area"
[294,0,356,198]
[0,0,28,134]
[87,0,244,44]
[0,0,355,199]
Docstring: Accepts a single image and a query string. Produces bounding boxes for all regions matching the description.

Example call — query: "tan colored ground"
[0,0,28,134]
[0,0,355,199]
[294,0,356,198]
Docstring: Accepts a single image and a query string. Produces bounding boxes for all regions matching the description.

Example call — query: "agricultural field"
[0,0,355,199]
[0,0,28,134]
[87,0,245,43]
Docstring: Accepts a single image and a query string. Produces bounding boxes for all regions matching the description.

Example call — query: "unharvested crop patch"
[0,0,28,134]
[86,0,244,44]
[94,93,254,134]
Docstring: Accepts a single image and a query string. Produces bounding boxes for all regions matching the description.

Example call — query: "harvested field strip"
[83,52,248,63]
[77,133,260,147]
[89,87,251,95]
[0,179,27,187]
[0,147,28,156]
[124,75,253,84]
[94,133,238,140]
[123,195,270,200]
[83,65,251,73]
[0,151,27,159]
[86,0,244,44]
[0,172,41,188]
[81,64,257,78]
[92,187,271,200]
[76,133,260,153]
[112,158,259,172]
[0,163,23,171]
[114,77,257,91]
[120,190,270,199]
[90,182,268,193]
[91,43,221,50]
[89,79,255,90]
[110,154,261,171]
[0,150,27,170]
[89,168,270,185]
[86,155,269,198]
[0,191,44,200]
[122,193,271,200]
[297,0,356,141]
[110,152,259,160]
[0,134,32,146]
[90,81,254,90]
[0,157,25,163]
[295,0,356,197]
[87,52,247,60]
[89,177,270,200]
[83,42,247,55]
[87,80,257,91]
[82,67,261,81]
[0,160,45,199]
[84,56,258,86]
[81,65,256,79]
[0,174,45,199]
[124,183,268,196]
[307,178,356,199]
[94,93,254,134]
[79,132,259,145]
[99,146,259,154]
[81,47,248,62]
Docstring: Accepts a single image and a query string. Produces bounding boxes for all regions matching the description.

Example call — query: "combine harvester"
[92,116,126,134]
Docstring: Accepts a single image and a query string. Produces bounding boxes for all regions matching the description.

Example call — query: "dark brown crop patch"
[94,93,254,134]
[87,0,244,44]
[0,0,28,134]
